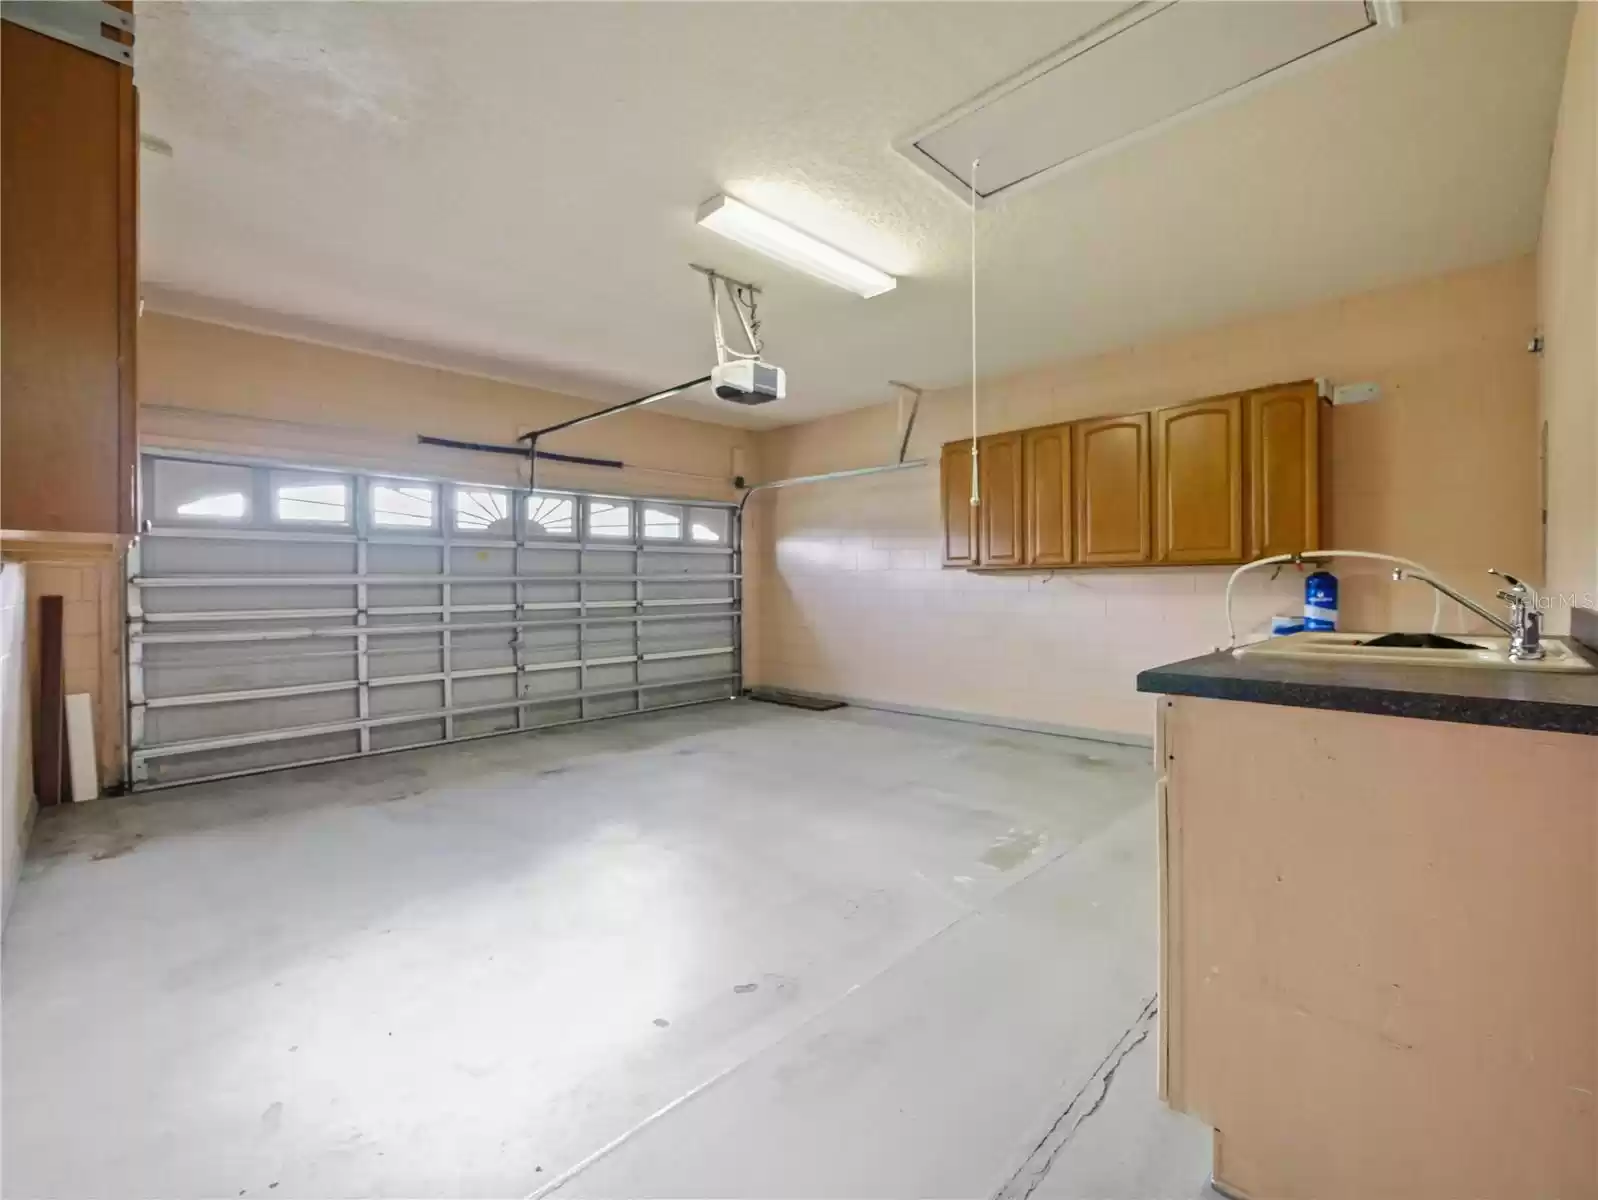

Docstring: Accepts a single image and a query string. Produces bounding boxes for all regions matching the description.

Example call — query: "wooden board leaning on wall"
[940,379,1327,571]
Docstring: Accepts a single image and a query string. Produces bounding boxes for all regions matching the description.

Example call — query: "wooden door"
[978,432,1024,567]
[940,441,977,566]
[1154,394,1244,564]
[1247,383,1322,558]
[1023,423,1072,567]
[1073,413,1151,564]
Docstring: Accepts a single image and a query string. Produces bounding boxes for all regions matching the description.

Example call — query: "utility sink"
[1233,631,1598,673]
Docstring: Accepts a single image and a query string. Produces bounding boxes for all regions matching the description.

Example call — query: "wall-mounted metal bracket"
[1,1,133,66]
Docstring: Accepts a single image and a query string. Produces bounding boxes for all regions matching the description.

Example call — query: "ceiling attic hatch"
[901,0,1401,205]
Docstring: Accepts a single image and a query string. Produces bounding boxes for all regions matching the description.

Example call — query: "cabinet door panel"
[1155,395,1244,564]
[1248,384,1321,558]
[1024,424,1072,567]
[940,441,977,566]
[1074,414,1151,564]
[978,432,1024,567]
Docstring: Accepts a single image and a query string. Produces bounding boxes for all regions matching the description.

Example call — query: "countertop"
[1136,608,1598,736]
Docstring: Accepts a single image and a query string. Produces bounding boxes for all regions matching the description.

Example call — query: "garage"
[4,4,1596,1200]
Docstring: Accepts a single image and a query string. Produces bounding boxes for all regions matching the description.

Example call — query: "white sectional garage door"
[128,450,741,788]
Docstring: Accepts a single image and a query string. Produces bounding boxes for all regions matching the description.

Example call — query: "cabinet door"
[978,432,1024,567]
[1154,394,1244,564]
[1,16,138,536]
[1247,383,1322,558]
[940,441,977,566]
[1024,423,1072,566]
[1073,413,1151,564]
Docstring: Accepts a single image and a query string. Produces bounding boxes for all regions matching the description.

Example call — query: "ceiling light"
[696,195,897,299]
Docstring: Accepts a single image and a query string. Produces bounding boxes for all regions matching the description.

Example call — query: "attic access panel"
[901,0,1399,205]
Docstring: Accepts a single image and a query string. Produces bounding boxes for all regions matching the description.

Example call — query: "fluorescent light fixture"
[696,195,897,299]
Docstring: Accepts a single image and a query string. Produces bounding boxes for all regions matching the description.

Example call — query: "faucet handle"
[1488,568,1525,593]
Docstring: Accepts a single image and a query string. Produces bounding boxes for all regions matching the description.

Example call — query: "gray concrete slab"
[2,700,1210,1199]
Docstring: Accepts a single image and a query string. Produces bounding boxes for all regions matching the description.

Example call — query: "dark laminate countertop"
[1136,608,1598,736]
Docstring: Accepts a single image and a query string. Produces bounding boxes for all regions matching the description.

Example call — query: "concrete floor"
[2,700,1211,1199]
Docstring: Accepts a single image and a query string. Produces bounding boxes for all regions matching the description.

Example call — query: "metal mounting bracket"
[1,1,133,67]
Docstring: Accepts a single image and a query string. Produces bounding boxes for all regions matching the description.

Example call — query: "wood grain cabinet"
[1,7,139,539]
[940,441,977,566]
[938,380,1322,572]
[1247,382,1321,559]
[1154,394,1244,564]
[1023,423,1072,567]
[977,432,1024,568]
[1073,413,1151,565]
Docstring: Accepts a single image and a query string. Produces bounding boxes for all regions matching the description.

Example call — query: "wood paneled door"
[1073,413,1151,565]
[940,441,977,566]
[1247,383,1321,558]
[1023,423,1072,566]
[978,432,1024,567]
[1154,394,1245,564]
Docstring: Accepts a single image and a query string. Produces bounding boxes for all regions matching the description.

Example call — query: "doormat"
[746,688,845,711]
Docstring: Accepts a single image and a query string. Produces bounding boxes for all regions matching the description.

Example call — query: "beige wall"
[139,313,758,501]
[1539,2,1598,633]
[746,256,1542,740]
[2,563,32,929]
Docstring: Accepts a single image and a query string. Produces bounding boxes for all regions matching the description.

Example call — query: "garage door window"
[642,504,683,540]
[588,498,632,539]
[690,507,729,544]
[272,472,351,525]
[154,459,252,523]
[372,481,437,529]
[526,492,575,538]
[453,487,511,535]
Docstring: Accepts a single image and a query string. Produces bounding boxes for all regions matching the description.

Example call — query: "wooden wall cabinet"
[940,441,977,566]
[1,9,139,539]
[1023,424,1072,567]
[1153,394,1244,564]
[1073,413,1151,565]
[1247,383,1322,559]
[940,379,1323,573]
[977,432,1024,567]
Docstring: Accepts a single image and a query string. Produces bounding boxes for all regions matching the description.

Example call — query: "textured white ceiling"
[137,2,1574,429]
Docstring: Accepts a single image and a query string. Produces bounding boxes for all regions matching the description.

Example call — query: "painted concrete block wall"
[2,563,33,928]
[1538,2,1598,634]
[746,256,1541,741]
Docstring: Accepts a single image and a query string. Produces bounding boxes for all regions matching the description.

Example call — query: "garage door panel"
[369,646,445,680]
[370,680,446,717]
[142,538,358,577]
[146,689,360,744]
[130,452,740,786]
[368,543,443,574]
[371,719,445,752]
[640,616,734,654]
[587,692,640,719]
[522,667,581,696]
[145,731,364,787]
[144,647,357,697]
[366,583,445,609]
[449,547,515,576]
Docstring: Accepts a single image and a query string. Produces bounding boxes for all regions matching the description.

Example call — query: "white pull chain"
[969,158,981,509]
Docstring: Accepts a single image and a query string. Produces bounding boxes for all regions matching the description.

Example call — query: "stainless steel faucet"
[1391,568,1544,661]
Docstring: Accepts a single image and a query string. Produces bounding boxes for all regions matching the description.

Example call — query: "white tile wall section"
[1,562,32,929]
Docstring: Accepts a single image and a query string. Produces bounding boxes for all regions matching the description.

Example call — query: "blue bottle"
[1305,570,1338,632]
